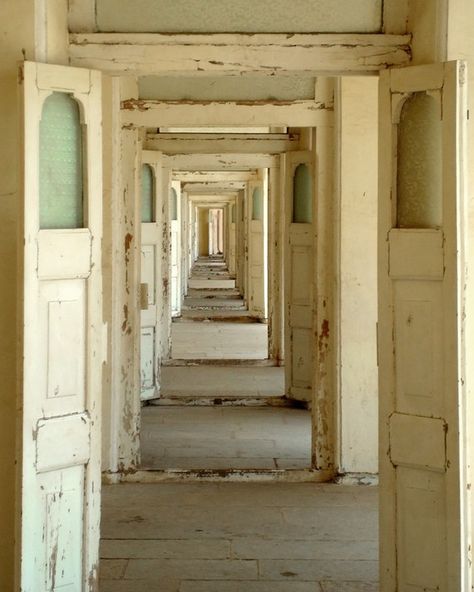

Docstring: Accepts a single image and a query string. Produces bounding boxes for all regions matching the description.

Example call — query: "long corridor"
[171,256,268,360]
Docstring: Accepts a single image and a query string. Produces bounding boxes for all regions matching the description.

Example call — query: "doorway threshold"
[163,358,280,367]
[104,468,334,485]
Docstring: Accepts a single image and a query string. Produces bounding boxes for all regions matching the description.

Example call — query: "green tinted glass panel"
[141,164,154,222]
[293,164,312,223]
[170,187,178,221]
[39,92,83,229]
[252,187,263,221]
[397,92,442,228]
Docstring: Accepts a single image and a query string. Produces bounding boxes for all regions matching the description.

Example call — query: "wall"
[337,77,378,474]
[89,0,382,33]
[445,0,474,582]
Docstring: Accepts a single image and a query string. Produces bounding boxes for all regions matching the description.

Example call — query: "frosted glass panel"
[39,93,84,229]
[293,164,312,223]
[397,93,442,228]
[170,188,178,221]
[252,187,263,221]
[141,164,154,223]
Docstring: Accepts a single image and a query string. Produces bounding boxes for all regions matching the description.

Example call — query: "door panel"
[170,181,181,316]
[247,181,266,317]
[140,159,161,401]
[379,61,468,591]
[284,152,314,402]
[20,61,103,591]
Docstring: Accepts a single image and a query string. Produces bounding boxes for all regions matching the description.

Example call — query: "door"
[284,151,314,403]
[19,61,103,590]
[378,62,469,590]
[247,179,266,318]
[170,180,181,316]
[228,202,237,276]
[140,155,161,401]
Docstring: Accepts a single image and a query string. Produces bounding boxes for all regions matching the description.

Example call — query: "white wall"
[338,77,379,474]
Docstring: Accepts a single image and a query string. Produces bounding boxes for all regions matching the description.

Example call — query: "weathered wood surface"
[122,99,333,127]
[163,153,279,171]
[70,33,411,76]
[145,133,300,154]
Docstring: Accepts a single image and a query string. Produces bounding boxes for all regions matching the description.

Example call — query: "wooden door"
[170,180,181,316]
[229,202,237,276]
[140,156,160,401]
[284,151,314,403]
[247,180,266,318]
[378,61,469,591]
[19,61,103,590]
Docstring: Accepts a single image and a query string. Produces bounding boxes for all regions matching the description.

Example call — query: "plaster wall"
[90,0,382,34]
[138,76,316,102]
[338,77,378,474]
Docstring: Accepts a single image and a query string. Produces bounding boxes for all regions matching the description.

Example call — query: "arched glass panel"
[293,164,312,223]
[170,188,178,221]
[397,92,442,228]
[39,92,83,229]
[231,204,236,223]
[252,187,263,221]
[141,164,154,223]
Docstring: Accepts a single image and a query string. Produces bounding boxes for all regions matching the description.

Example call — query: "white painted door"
[140,156,161,401]
[20,61,103,591]
[229,203,237,276]
[247,180,266,318]
[170,180,181,316]
[284,152,314,402]
[378,62,469,591]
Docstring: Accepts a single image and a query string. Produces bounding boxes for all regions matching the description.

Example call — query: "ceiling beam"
[122,99,332,127]
[173,171,258,182]
[70,33,411,76]
[163,153,279,171]
[182,182,247,193]
[145,133,300,154]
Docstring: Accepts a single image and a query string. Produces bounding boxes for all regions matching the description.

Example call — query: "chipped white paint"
[140,151,162,401]
[20,61,103,591]
[170,180,182,316]
[378,61,468,590]
[163,153,278,172]
[246,176,267,319]
[284,151,315,405]
[145,133,300,154]
[122,99,333,128]
[69,33,411,76]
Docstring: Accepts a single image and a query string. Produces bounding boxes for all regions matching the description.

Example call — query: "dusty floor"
[100,481,379,591]
[159,365,285,399]
[171,256,269,359]
[140,406,311,470]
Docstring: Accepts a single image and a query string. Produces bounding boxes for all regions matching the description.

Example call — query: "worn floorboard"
[100,482,379,591]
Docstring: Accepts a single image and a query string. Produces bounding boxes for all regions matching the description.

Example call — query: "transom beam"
[122,99,332,128]
[70,33,411,76]
[145,133,300,154]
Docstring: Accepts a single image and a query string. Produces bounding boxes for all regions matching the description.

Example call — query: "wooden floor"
[100,482,379,591]
[140,406,311,470]
[171,257,269,360]
[159,365,285,400]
